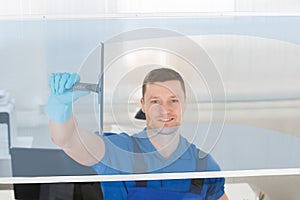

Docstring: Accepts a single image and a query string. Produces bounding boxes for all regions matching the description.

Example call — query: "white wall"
[236,0,300,12]
[1,0,300,18]
[116,0,234,13]
[0,23,48,110]
[0,0,106,16]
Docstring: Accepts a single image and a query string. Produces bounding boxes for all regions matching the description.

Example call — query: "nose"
[159,101,172,115]
[149,103,169,116]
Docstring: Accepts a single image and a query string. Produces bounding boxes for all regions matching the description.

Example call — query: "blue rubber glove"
[44,73,89,124]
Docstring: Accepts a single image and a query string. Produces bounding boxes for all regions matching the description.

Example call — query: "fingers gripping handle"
[71,82,100,93]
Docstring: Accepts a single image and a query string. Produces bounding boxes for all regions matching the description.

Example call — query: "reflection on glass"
[1,17,300,200]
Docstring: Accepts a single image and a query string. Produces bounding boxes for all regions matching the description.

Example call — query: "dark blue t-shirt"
[92,129,225,200]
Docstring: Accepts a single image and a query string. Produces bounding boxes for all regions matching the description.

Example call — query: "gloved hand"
[44,73,89,124]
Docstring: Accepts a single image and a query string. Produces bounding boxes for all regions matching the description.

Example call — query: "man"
[45,68,228,200]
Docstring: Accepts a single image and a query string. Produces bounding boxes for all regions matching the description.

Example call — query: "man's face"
[141,80,186,131]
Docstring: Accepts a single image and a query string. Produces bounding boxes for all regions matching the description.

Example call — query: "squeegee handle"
[71,82,100,93]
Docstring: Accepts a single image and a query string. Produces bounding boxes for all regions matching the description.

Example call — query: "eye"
[170,99,179,103]
[150,100,159,104]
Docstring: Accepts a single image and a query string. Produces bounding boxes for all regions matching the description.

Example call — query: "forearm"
[49,114,106,166]
[49,114,78,148]
[64,125,106,166]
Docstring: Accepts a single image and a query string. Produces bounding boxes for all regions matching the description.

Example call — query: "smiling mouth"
[158,117,174,123]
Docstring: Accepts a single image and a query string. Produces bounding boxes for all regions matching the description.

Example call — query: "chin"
[149,125,181,136]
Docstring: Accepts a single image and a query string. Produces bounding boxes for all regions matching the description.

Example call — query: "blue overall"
[92,129,225,200]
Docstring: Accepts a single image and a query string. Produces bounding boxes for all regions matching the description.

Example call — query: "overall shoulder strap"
[131,137,147,187]
[190,149,208,194]
[196,149,208,172]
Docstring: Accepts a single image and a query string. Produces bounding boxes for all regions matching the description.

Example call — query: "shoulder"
[194,148,221,172]
[102,132,133,149]
[205,153,221,171]
[180,137,222,172]
[103,132,131,138]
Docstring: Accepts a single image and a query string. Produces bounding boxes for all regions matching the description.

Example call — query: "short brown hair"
[142,68,186,98]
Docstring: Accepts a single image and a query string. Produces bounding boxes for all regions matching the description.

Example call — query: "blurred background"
[0,0,300,199]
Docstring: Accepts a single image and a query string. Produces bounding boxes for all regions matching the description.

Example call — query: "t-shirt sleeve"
[205,177,225,200]
[205,154,225,200]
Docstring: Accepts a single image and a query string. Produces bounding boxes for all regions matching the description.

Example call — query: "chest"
[132,137,197,174]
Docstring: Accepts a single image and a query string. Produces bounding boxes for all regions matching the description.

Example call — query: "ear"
[140,98,145,113]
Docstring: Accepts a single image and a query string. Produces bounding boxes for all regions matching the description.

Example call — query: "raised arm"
[44,73,105,166]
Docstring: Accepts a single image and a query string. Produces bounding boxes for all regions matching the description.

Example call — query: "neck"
[147,127,180,159]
